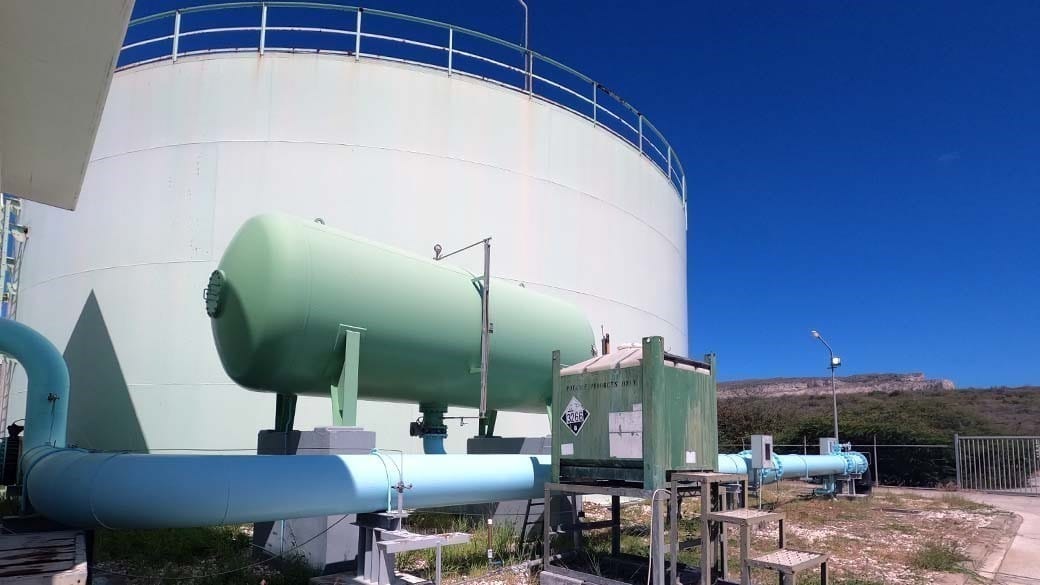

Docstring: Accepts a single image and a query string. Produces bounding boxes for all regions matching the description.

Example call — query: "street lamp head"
[811,330,820,338]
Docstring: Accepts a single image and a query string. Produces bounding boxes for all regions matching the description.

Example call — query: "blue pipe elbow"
[0,319,69,450]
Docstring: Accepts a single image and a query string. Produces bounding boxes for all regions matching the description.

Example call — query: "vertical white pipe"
[355,9,362,61]
[172,11,181,62]
[638,114,643,154]
[592,82,597,123]
[682,175,688,230]
[447,28,453,76]
[259,4,268,55]
[527,55,533,96]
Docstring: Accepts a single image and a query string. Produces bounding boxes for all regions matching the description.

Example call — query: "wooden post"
[611,495,621,556]
[652,493,666,585]
[669,482,679,585]
[739,523,750,585]
[700,480,712,585]
[542,484,551,572]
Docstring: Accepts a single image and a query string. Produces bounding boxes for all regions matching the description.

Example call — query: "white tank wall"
[10,53,687,453]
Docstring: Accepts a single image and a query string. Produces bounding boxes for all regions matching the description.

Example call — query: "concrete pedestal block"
[462,436,576,540]
[255,426,377,573]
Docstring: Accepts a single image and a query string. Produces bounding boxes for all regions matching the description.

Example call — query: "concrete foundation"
[255,426,377,573]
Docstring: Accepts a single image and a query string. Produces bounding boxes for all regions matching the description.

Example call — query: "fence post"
[802,436,807,456]
[355,8,362,61]
[873,434,880,485]
[259,3,268,55]
[172,10,181,62]
[447,28,453,75]
[952,433,960,487]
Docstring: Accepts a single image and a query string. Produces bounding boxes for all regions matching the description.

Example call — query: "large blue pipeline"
[718,451,868,490]
[4,319,865,529]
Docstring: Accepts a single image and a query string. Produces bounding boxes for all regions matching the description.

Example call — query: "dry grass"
[79,485,1005,585]
[909,539,969,572]
[574,483,1008,585]
[755,485,1002,583]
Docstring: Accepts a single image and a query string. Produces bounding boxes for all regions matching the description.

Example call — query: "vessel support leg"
[331,329,361,425]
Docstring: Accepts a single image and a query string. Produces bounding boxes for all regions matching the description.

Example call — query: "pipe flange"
[772,454,785,480]
[839,450,869,475]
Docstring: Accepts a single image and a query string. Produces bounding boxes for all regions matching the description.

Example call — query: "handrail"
[120,2,688,218]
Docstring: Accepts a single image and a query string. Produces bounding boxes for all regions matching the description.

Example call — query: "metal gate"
[956,435,1040,496]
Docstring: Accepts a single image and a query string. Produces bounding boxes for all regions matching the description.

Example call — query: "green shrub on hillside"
[718,387,1040,486]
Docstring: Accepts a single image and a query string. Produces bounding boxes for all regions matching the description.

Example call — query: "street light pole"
[810,330,841,444]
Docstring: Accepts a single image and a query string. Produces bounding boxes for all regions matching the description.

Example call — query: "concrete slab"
[878,488,1040,584]
[958,492,1040,585]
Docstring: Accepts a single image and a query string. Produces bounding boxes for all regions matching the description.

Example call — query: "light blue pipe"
[29,448,868,528]
[4,319,868,529]
[28,447,867,528]
[717,451,869,486]
[0,319,68,449]
[23,448,549,528]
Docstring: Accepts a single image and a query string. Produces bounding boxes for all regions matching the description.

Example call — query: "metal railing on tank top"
[118,2,688,224]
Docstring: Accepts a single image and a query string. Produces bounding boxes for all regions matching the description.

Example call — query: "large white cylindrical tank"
[10,51,687,453]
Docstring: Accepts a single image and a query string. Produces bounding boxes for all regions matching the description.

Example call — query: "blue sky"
[135,1,1040,388]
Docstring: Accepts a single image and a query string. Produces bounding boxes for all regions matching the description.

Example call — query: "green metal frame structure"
[551,336,718,489]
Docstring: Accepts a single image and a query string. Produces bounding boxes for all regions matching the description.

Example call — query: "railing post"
[954,434,961,489]
[591,82,597,123]
[681,175,688,230]
[355,8,362,61]
[447,28,453,76]
[259,3,268,55]
[527,51,533,96]
[638,114,643,154]
[172,10,181,62]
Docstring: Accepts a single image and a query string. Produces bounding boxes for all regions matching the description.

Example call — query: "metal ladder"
[0,194,27,434]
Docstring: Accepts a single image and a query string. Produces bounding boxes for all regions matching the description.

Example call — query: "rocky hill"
[719,372,955,398]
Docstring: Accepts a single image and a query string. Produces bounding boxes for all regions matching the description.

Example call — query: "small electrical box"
[751,434,774,469]
[819,437,838,455]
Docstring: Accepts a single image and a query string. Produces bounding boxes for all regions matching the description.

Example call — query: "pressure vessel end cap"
[204,270,226,318]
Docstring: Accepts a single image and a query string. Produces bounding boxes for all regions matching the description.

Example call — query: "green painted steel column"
[550,350,561,484]
[330,329,361,426]
[642,336,667,489]
[274,394,297,432]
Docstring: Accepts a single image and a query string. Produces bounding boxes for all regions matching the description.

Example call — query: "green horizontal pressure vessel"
[207,214,594,413]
